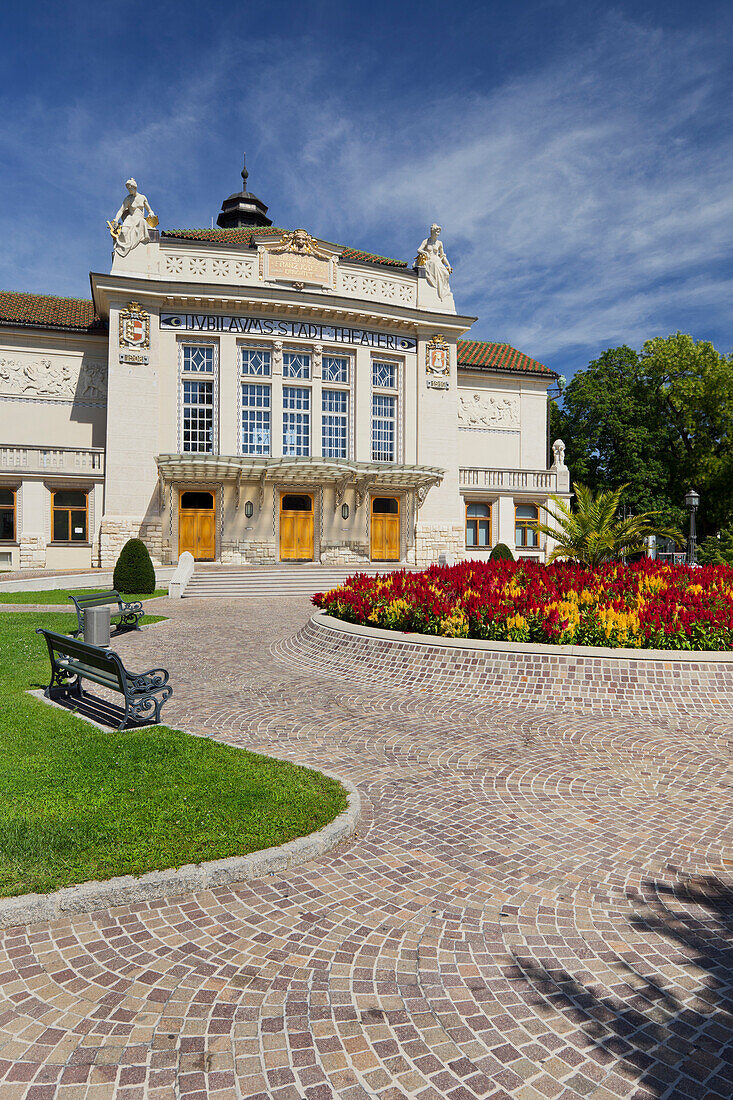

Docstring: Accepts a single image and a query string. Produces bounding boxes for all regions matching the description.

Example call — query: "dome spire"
[217,152,272,229]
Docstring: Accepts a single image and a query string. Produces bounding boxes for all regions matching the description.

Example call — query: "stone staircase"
[183,562,414,598]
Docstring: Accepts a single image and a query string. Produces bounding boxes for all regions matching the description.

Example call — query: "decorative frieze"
[458,392,520,429]
[0,356,107,403]
[337,271,415,306]
[163,253,256,281]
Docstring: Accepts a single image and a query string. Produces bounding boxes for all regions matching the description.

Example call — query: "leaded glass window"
[283,386,310,456]
[241,348,271,376]
[241,384,271,455]
[372,360,397,389]
[322,356,349,383]
[322,390,348,459]
[182,345,214,373]
[182,380,213,452]
[372,394,396,461]
[283,352,311,379]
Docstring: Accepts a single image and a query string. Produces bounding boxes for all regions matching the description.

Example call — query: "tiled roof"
[161,227,408,268]
[0,291,106,334]
[457,340,555,378]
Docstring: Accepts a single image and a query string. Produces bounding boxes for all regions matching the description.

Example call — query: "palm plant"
[534,482,682,567]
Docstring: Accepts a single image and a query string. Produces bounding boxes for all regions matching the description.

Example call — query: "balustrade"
[459,467,556,491]
[0,445,105,476]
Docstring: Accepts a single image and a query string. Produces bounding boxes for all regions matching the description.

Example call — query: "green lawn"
[0,587,168,604]
[0,613,347,897]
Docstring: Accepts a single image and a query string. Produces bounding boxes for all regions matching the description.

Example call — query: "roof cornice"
[89,272,477,336]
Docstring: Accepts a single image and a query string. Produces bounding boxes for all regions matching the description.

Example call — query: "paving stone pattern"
[2,597,733,1099]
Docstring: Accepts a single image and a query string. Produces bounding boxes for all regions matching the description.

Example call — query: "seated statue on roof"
[107,179,158,256]
[415,224,453,301]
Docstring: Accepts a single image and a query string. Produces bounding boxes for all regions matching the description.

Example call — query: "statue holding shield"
[107,179,158,256]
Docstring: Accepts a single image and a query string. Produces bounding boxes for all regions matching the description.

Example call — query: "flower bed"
[313,560,733,650]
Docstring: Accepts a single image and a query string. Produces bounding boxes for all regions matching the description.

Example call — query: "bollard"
[84,604,111,647]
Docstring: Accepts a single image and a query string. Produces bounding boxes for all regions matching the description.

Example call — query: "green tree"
[534,482,681,568]
[557,335,733,537]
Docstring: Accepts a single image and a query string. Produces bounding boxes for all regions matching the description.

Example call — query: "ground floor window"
[466,501,491,548]
[516,503,540,548]
[0,488,15,540]
[52,489,88,543]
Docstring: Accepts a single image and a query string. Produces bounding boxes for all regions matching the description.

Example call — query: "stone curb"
[314,610,733,662]
[1,699,361,929]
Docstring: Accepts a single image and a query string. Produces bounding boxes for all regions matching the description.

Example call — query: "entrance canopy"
[156,454,444,507]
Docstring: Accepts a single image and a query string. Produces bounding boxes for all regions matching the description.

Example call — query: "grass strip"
[0,613,346,897]
[0,588,168,605]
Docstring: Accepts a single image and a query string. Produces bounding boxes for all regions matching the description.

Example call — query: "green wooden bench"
[36,628,173,730]
[68,590,144,637]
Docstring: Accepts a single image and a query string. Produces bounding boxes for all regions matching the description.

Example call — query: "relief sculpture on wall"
[0,356,107,402]
[458,391,520,429]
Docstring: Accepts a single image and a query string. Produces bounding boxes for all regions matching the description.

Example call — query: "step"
[182,564,414,597]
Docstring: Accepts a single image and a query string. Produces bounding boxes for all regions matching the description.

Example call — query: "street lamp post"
[684,488,700,565]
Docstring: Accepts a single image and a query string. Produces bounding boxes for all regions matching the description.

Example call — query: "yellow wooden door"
[280,494,314,561]
[179,491,216,560]
[371,497,400,560]
[196,512,216,560]
[178,513,197,558]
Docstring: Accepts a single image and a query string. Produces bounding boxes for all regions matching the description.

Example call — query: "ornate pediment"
[260,230,335,289]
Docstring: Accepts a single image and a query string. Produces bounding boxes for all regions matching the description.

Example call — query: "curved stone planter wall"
[280,612,733,717]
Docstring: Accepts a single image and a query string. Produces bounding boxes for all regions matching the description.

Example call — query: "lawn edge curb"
[0,755,360,929]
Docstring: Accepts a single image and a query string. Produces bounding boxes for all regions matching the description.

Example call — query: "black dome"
[216,154,272,229]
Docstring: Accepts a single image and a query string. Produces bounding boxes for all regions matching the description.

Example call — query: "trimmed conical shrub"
[489,542,514,562]
[113,538,155,594]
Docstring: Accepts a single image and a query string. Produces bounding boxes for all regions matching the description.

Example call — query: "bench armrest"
[126,667,170,691]
[120,601,144,615]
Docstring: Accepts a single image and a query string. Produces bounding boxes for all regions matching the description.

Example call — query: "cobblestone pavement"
[2,597,733,1100]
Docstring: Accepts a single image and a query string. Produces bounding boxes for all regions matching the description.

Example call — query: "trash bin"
[84,605,111,647]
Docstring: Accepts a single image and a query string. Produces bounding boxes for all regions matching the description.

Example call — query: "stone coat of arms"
[119,302,150,349]
[425,334,450,389]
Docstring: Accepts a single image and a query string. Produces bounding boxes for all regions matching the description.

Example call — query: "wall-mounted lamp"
[341,503,350,520]
[244,500,254,518]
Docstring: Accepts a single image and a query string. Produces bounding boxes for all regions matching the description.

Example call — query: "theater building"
[0,162,569,572]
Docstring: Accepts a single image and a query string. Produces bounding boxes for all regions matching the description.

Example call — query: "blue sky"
[1,0,732,383]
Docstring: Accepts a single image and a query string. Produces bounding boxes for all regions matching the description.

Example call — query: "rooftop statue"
[415,223,453,300]
[107,179,158,256]
[552,439,567,468]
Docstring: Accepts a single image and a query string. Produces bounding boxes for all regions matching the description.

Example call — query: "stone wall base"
[221,541,278,565]
[320,541,371,566]
[99,517,163,570]
[19,534,46,570]
[414,523,465,567]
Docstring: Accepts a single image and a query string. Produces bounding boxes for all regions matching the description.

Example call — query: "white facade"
[0,181,569,572]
